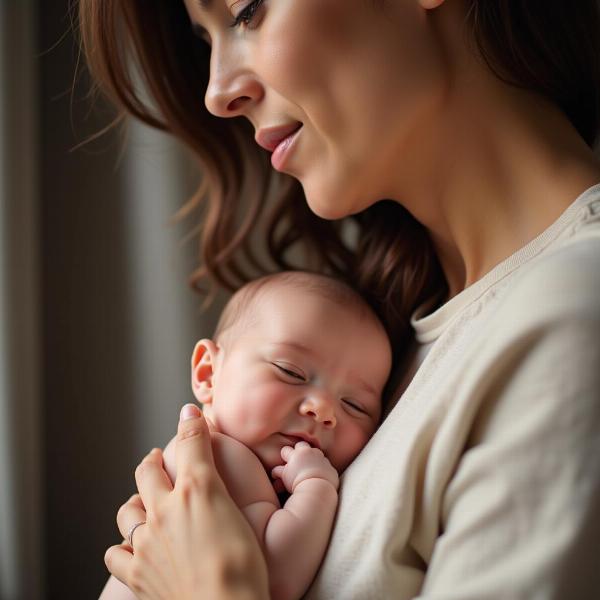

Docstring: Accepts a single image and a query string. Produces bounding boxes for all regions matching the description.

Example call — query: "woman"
[79,0,600,598]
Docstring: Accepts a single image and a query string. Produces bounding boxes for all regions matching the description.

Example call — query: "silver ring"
[127,521,146,549]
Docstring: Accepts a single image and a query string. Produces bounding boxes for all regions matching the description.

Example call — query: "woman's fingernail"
[180,403,201,421]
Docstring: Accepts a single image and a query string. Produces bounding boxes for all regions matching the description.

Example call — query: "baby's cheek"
[332,427,372,472]
[226,391,283,439]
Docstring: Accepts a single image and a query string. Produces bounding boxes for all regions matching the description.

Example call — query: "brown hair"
[77,0,600,366]
[466,2,600,148]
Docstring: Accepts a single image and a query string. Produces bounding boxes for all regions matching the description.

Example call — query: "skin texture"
[186,0,449,221]
[104,280,391,599]
[184,0,600,297]
[106,0,600,597]
[106,407,271,600]
[194,284,391,474]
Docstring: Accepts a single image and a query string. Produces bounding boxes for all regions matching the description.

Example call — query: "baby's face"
[205,285,391,473]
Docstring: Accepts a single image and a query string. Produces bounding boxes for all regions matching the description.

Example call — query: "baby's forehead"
[217,276,392,394]
[216,274,380,342]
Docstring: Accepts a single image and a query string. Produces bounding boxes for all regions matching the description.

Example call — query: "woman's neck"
[387,46,600,299]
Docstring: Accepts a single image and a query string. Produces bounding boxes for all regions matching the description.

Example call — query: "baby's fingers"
[271,465,284,480]
[294,441,311,450]
[280,445,294,461]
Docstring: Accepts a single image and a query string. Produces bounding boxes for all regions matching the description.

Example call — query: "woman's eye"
[273,363,306,382]
[229,0,265,29]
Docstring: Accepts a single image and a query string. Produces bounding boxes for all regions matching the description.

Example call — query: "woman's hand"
[105,404,270,600]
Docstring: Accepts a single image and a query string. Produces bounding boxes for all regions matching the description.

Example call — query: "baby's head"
[191,271,392,473]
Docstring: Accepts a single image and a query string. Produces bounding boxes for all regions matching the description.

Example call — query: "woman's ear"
[419,0,445,9]
[191,339,219,404]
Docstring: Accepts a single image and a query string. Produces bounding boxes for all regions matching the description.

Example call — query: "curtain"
[0,1,222,597]
[0,1,42,598]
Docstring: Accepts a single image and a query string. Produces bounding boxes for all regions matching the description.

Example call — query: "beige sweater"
[306,184,600,599]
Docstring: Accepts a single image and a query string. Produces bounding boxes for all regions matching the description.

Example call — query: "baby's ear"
[191,339,219,404]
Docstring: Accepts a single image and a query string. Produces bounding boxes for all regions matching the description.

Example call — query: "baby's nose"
[299,393,337,428]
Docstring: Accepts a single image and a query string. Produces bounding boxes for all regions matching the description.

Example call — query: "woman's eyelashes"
[229,0,265,29]
[189,0,265,44]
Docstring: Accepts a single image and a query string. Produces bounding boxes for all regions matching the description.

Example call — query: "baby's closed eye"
[272,362,307,382]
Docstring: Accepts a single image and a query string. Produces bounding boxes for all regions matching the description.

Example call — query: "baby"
[101,271,392,600]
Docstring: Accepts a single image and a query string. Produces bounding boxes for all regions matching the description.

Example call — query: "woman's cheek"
[258,36,317,101]
[257,1,342,102]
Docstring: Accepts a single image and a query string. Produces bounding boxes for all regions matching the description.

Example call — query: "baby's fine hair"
[213,271,385,342]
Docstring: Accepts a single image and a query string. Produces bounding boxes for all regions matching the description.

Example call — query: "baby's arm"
[204,434,339,600]
[262,442,339,600]
[100,436,338,600]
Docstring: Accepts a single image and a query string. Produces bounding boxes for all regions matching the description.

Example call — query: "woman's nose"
[299,393,337,429]
[204,47,263,118]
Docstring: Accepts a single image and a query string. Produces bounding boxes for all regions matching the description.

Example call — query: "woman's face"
[183,0,450,219]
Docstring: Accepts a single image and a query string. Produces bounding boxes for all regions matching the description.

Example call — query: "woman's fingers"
[128,493,145,510]
[175,404,217,481]
[104,404,270,598]
[134,448,172,513]
[104,542,133,585]
[116,494,147,547]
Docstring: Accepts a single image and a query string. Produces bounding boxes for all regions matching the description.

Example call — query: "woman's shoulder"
[502,230,600,324]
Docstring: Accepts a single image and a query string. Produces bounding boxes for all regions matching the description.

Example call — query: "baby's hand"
[271,441,339,494]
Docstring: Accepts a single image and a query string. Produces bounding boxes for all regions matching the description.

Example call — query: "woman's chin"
[308,201,364,221]
[303,192,355,220]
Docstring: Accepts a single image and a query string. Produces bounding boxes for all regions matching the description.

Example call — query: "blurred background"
[1,1,226,597]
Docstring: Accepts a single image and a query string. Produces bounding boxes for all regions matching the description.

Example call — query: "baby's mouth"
[279,432,321,450]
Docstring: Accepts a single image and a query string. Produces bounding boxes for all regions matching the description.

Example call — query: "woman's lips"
[255,123,303,171]
[255,123,302,152]
[270,126,302,171]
